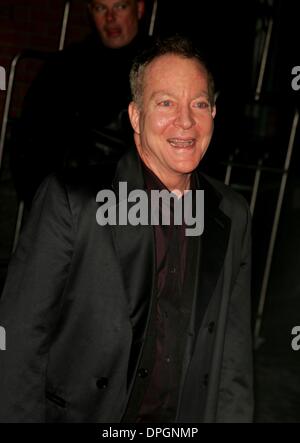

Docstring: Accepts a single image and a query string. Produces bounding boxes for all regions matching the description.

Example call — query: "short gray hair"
[130,35,215,108]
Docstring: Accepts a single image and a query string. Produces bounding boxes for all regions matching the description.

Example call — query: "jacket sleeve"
[0,176,74,422]
[216,202,254,423]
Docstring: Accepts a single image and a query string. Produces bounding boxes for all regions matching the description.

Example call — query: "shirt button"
[96,377,108,389]
[165,356,171,363]
[138,368,149,378]
[208,322,215,333]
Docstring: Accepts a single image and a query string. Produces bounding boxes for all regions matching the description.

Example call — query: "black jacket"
[0,148,254,422]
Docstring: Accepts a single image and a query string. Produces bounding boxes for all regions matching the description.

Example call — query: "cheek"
[206,115,215,130]
[92,15,105,31]
[123,13,137,30]
[147,112,174,133]
[198,117,214,136]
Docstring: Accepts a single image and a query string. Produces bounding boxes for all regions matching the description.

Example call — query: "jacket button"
[138,368,149,378]
[96,377,108,389]
[208,322,215,333]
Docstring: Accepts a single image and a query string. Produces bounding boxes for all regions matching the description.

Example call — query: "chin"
[105,41,123,49]
[175,158,203,174]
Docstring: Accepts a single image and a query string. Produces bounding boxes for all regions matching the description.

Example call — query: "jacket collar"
[112,146,145,193]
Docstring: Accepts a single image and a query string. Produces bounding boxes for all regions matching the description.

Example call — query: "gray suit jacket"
[0,148,254,422]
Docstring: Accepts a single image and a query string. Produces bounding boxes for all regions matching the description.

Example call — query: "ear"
[212,105,216,119]
[137,0,145,20]
[128,101,141,134]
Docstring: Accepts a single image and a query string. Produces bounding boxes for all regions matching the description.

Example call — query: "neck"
[160,173,191,195]
[143,161,191,194]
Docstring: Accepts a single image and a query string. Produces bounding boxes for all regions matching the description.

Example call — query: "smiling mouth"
[167,138,196,148]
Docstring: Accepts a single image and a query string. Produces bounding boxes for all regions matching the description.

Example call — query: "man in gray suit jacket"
[0,36,254,423]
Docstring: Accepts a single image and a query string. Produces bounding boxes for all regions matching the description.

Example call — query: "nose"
[174,105,195,129]
[106,9,116,23]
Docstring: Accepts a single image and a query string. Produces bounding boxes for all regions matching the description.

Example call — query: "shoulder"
[201,173,251,226]
[54,162,118,207]
[28,163,117,239]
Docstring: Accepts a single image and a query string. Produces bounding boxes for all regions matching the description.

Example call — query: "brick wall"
[0,0,90,122]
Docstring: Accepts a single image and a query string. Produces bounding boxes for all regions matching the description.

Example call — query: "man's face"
[129,54,216,185]
[89,0,144,49]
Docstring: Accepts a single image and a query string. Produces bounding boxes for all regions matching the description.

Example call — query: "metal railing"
[0,0,71,171]
[223,108,299,347]
[0,1,71,257]
[254,109,299,344]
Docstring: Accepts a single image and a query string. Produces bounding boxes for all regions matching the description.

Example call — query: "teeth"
[168,139,195,147]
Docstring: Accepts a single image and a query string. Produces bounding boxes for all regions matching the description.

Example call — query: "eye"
[115,2,128,10]
[93,4,106,13]
[158,100,172,107]
[194,101,210,109]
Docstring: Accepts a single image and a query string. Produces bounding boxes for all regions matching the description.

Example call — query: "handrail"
[0,50,54,171]
[254,108,299,345]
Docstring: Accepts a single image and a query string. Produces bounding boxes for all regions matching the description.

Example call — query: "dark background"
[0,0,299,422]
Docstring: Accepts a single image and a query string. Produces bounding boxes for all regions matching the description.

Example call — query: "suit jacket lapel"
[193,173,231,338]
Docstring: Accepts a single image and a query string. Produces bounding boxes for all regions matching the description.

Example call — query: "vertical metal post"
[254,109,299,343]
[255,17,273,101]
[0,54,21,171]
[224,155,234,186]
[59,1,71,51]
[148,0,158,36]
[224,149,239,186]
[11,201,25,254]
[250,158,263,215]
